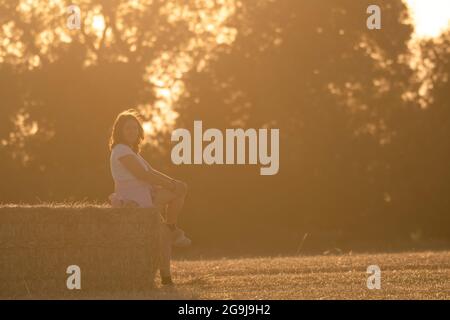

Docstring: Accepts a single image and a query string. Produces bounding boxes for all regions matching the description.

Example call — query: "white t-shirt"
[110,144,151,182]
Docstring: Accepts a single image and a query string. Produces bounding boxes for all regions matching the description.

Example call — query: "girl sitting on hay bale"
[108,109,191,286]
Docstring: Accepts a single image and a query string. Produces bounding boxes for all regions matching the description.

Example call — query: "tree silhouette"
[0,0,449,251]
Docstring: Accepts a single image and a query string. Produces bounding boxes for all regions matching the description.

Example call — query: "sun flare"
[405,0,450,38]
[92,14,105,33]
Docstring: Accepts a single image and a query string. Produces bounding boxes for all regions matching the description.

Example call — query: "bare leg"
[165,195,186,224]
[153,184,189,281]
[153,186,187,225]
[159,221,172,278]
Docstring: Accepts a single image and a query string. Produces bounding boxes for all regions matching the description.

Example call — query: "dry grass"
[143,251,450,300]
[0,202,110,209]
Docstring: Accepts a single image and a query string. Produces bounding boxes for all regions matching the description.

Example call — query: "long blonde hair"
[109,109,144,153]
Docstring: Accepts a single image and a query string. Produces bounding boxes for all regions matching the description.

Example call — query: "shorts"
[113,180,155,208]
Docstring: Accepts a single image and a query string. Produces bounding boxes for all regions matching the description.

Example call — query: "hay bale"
[0,205,163,299]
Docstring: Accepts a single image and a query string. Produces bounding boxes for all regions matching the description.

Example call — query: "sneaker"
[169,227,192,248]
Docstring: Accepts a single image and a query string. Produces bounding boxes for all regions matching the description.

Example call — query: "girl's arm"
[119,155,186,194]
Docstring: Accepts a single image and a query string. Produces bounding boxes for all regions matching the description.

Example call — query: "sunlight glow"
[92,14,106,33]
[5,0,449,147]
[405,0,450,38]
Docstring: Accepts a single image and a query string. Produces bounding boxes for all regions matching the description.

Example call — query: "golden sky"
[405,0,450,38]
